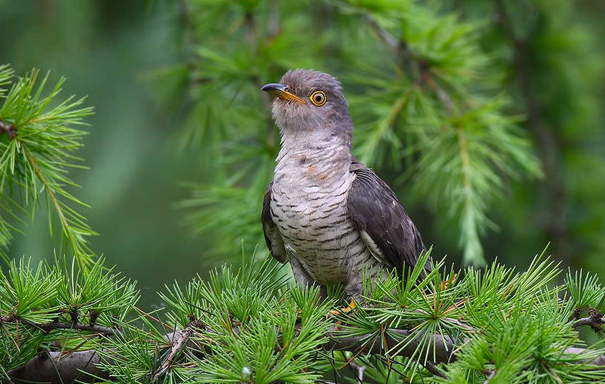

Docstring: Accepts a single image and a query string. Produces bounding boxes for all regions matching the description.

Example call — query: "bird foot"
[327,300,357,319]
[439,273,458,290]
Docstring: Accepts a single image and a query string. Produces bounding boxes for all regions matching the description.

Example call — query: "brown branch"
[5,350,109,383]
[242,4,281,153]
[2,320,114,383]
[326,326,457,364]
[152,319,204,382]
[268,0,280,37]
[0,120,16,139]
[328,325,605,367]
[347,360,366,383]
[29,321,115,335]
[565,347,605,366]
[177,0,198,46]
[6,322,605,384]
[483,369,496,383]
[572,308,604,333]
[244,11,257,57]
[568,307,582,323]
[0,317,116,335]
[425,361,446,378]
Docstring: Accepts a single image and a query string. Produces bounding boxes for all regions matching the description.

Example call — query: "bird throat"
[275,132,351,190]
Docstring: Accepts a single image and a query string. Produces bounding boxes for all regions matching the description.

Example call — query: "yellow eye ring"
[309,91,327,106]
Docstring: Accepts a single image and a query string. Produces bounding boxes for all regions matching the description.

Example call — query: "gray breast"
[270,150,375,286]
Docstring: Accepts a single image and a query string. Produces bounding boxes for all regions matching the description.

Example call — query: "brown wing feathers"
[347,161,428,276]
[262,181,287,263]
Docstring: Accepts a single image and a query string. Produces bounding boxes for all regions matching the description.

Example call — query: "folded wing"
[347,161,430,277]
[262,181,287,263]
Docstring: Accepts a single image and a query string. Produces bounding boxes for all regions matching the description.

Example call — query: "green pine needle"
[0,67,95,268]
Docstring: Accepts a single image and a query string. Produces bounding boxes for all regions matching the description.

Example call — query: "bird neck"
[275,130,352,181]
[278,129,351,161]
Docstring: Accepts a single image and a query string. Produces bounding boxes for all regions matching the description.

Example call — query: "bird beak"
[261,83,305,104]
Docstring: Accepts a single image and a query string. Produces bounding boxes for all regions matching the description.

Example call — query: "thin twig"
[22,146,85,261]
[483,369,496,383]
[152,319,204,382]
[348,360,366,383]
[568,307,582,323]
[28,321,115,336]
[0,120,16,139]
[572,308,604,333]
[326,325,456,364]
[424,361,446,378]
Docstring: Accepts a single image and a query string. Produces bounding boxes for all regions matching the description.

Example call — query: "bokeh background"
[1,0,604,307]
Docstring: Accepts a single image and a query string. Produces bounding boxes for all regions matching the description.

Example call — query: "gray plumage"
[261,69,430,299]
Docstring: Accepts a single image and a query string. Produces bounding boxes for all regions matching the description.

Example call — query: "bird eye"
[309,91,327,106]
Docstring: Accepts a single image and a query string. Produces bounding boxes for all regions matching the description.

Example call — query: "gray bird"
[261,69,430,299]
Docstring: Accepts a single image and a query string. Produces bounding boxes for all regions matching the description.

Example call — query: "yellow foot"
[440,273,458,290]
[327,300,357,319]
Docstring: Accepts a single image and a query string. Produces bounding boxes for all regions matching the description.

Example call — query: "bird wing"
[347,160,429,276]
[262,181,288,263]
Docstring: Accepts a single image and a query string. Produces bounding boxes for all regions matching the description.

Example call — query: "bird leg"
[439,273,458,290]
[327,300,357,319]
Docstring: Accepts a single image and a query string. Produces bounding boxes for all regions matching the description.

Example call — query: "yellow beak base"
[261,83,305,104]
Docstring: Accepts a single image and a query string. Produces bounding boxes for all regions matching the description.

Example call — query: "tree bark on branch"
[5,324,604,384]
[5,350,109,383]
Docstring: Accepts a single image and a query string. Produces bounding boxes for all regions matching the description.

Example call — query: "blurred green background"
[0,0,205,302]
[1,0,604,305]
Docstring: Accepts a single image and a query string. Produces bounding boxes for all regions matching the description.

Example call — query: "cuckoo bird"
[261,69,430,299]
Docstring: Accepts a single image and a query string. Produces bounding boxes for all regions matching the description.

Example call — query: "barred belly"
[271,149,383,291]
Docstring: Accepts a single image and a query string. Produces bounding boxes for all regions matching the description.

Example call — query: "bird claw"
[327,300,357,319]
[440,273,458,290]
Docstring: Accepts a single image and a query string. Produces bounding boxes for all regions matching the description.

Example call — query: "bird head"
[262,69,353,145]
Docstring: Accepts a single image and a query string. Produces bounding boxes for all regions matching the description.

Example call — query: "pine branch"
[483,369,496,383]
[24,321,115,336]
[152,319,204,381]
[346,2,541,266]
[0,68,95,268]
[6,324,605,384]
[571,308,604,333]
[326,325,455,363]
[5,350,109,383]
[358,89,412,165]
[22,146,90,262]
[4,255,605,383]
[492,0,570,264]
[0,120,15,139]
[455,126,484,265]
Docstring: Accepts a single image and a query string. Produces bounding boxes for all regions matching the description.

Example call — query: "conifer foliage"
[1,248,605,383]
[171,0,545,266]
[0,65,95,268]
[1,0,605,383]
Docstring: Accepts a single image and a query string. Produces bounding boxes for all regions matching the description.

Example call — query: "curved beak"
[261,83,305,104]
